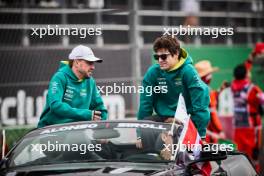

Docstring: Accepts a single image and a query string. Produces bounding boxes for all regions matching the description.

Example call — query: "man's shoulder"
[49,70,70,87]
[181,63,197,76]
[52,70,67,80]
[146,64,161,74]
[143,64,161,79]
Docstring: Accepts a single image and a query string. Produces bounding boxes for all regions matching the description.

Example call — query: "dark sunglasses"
[153,53,171,60]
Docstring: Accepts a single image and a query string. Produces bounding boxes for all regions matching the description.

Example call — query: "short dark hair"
[233,64,247,80]
[153,36,181,56]
[69,60,74,68]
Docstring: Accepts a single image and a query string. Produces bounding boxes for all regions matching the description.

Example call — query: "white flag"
[174,93,188,123]
[169,93,188,135]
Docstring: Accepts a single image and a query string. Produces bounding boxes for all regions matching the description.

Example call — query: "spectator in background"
[181,0,200,27]
[38,45,107,128]
[231,64,264,172]
[243,43,264,76]
[248,43,264,72]
[137,35,210,140]
[195,60,226,143]
[181,0,200,44]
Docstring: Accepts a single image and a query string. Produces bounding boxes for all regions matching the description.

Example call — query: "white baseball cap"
[69,45,102,63]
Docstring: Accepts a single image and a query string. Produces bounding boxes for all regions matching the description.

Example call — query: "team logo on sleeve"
[51,82,59,94]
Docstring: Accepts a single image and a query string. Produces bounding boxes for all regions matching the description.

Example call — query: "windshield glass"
[7,122,178,168]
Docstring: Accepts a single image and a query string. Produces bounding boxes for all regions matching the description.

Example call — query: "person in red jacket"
[195,60,226,143]
[231,64,264,172]
[244,42,264,75]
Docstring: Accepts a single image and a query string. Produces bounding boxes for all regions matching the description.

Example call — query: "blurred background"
[0,0,264,173]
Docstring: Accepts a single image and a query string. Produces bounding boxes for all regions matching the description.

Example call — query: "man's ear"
[74,60,79,65]
[72,60,78,67]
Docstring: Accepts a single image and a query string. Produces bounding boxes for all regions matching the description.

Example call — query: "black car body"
[0,120,258,175]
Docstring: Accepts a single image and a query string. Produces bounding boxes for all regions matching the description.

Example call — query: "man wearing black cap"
[38,45,108,128]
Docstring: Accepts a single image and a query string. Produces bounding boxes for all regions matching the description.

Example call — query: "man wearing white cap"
[38,45,107,127]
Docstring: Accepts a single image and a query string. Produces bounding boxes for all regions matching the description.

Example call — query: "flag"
[174,94,188,122]
[171,94,212,176]
[179,115,202,158]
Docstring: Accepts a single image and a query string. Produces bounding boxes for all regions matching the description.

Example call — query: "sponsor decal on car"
[40,124,98,134]
[117,123,167,130]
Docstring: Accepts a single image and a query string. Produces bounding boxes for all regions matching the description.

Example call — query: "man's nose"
[158,58,166,62]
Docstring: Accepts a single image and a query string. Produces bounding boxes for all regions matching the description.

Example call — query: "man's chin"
[160,66,169,71]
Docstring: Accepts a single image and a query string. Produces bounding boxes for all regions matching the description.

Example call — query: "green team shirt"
[137,49,210,137]
[38,61,107,128]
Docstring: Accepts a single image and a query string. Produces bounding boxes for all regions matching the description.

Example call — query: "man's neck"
[168,59,184,72]
[72,66,83,80]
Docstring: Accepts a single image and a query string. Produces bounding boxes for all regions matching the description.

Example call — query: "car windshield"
[7,122,178,168]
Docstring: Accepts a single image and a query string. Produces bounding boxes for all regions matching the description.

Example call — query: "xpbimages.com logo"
[163,25,234,39]
[163,142,234,155]
[97,83,168,96]
[31,25,102,38]
[31,141,102,155]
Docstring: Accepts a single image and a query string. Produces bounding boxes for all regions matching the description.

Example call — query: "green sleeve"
[182,66,210,138]
[89,80,108,120]
[137,69,155,120]
[48,73,93,120]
